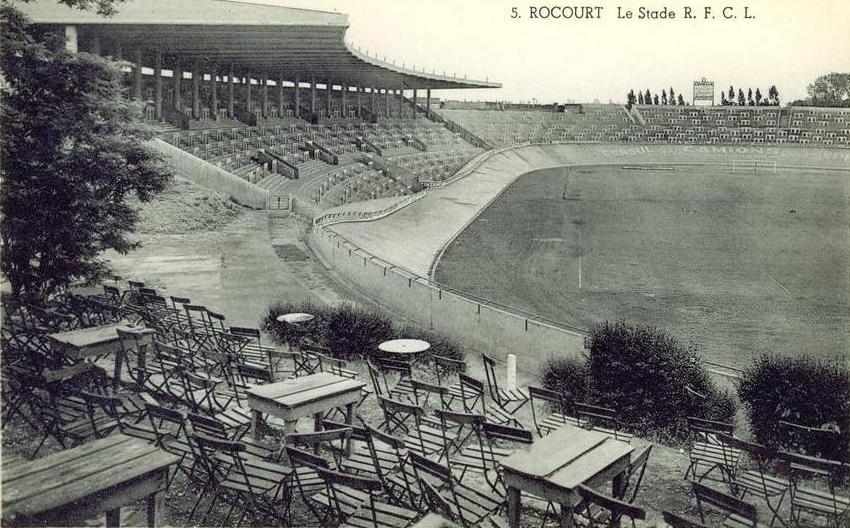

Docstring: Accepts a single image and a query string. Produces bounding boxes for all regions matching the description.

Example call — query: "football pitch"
[434,165,850,369]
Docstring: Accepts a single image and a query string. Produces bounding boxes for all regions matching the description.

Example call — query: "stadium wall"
[148,138,270,209]
[309,226,588,367]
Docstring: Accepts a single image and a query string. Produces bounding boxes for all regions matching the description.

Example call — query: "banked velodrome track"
[311,143,849,368]
[329,144,849,277]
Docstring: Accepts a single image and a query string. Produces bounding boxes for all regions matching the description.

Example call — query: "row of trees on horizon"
[626,88,686,109]
[720,86,780,106]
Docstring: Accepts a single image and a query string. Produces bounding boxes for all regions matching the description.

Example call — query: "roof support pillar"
[278,75,285,117]
[227,65,235,119]
[310,78,317,115]
[326,80,332,118]
[397,89,403,118]
[341,86,347,119]
[153,50,162,121]
[426,89,431,118]
[172,58,182,111]
[261,74,268,119]
[245,75,252,113]
[64,25,78,53]
[385,89,390,117]
[295,77,301,117]
[412,89,417,119]
[370,87,376,113]
[191,62,200,120]
[132,49,142,100]
[356,86,362,117]
[210,66,218,120]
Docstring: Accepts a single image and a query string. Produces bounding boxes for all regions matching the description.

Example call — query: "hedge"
[541,321,736,437]
[261,301,464,366]
[738,355,848,461]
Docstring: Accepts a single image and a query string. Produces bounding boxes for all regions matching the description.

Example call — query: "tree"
[638,91,644,105]
[653,94,659,105]
[627,89,636,108]
[728,86,735,103]
[661,89,668,105]
[677,94,685,106]
[669,87,675,103]
[12,0,126,15]
[645,89,652,105]
[768,85,779,105]
[1,5,171,297]
[747,88,754,106]
[755,88,763,105]
[737,88,746,106]
[805,72,850,107]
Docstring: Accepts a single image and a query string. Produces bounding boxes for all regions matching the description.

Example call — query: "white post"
[506,354,517,391]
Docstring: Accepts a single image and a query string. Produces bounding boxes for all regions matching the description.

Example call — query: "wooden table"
[48,323,154,388]
[2,434,179,527]
[500,424,635,528]
[247,372,366,444]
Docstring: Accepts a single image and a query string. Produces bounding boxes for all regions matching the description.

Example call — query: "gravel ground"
[131,176,245,236]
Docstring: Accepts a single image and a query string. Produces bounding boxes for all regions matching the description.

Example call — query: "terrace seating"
[481,354,529,427]
[777,451,849,527]
[692,481,762,528]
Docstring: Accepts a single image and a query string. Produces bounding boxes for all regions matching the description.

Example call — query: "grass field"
[434,165,850,369]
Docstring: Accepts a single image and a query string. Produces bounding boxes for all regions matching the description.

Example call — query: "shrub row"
[738,355,848,461]
[261,300,464,366]
[541,321,736,438]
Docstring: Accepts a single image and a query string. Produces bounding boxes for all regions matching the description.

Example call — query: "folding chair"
[186,411,274,460]
[457,373,516,426]
[685,417,742,485]
[575,402,633,443]
[717,434,789,526]
[692,481,761,528]
[778,451,849,527]
[432,355,468,409]
[80,389,153,442]
[284,427,352,469]
[778,420,842,462]
[620,444,653,503]
[662,510,711,528]
[142,396,194,488]
[409,451,503,528]
[451,420,533,494]
[575,485,647,528]
[314,465,420,528]
[189,432,292,525]
[528,385,579,437]
[376,396,454,459]
[286,446,337,524]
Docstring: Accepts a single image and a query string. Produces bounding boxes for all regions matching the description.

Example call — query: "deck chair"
[778,451,849,528]
[685,417,742,484]
[315,465,420,528]
[189,432,292,526]
[528,385,579,437]
[481,354,529,420]
[692,481,761,528]
[409,451,503,528]
[717,433,789,526]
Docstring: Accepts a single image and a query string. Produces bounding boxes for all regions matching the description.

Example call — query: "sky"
[241,0,850,105]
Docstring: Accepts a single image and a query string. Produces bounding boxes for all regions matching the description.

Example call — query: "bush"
[262,301,464,367]
[738,355,849,461]
[540,356,589,403]
[585,321,735,435]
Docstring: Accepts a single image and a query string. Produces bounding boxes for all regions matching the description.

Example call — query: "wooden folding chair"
[457,373,517,426]
[778,451,849,528]
[778,420,842,462]
[432,354,469,409]
[528,385,579,437]
[576,485,647,528]
[377,396,454,459]
[409,451,503,527]
[315,465,420,528]
[692,481,762,528]
[575,402,633,443]
[450,420,533,494]
[718,433,790,526]
[685,417,742,485]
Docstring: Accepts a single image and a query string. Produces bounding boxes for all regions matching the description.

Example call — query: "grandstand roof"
[19,0,500,90]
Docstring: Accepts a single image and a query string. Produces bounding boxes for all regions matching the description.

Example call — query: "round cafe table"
[378,339,431,363]
[276,313,315,352]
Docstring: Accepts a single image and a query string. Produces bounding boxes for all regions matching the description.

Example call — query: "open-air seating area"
[3,280,848,527]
